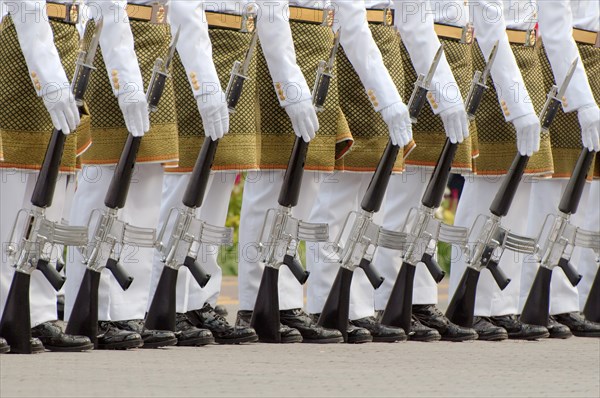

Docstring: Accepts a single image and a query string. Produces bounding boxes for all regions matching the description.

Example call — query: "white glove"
[440,104,469,144]
[42,86,80,135]
[197,91,229,141]
[118,90,150,137]
[380,102,412,147]
[578,104,600,152]
[285,100,319,142]
[512,113,541,157]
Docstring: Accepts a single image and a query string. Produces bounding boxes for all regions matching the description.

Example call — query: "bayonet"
[407,44,444,122]
[241,30,258,76]
[539,57,578,131]
[312,29,341,111]
[226,30,258,113]
[72,18,103,105]
[465,40,498,120]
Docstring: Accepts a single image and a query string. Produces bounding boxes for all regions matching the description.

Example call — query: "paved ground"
[1,277,599,397]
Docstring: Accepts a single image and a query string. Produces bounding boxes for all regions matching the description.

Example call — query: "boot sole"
[215,334,259,345]
[441,334,478,342]
[44,342,94,352]
[347,336,373,344]
[301,336,344,344]
[97,339,144,350]
[572,331,600,338]
[141,336,178,349]
[0,346,10,354]
[258,335,303,344]
[476,332,509,341]
[177,336,216,346]
[508,331,550,340]
[372,335,407,343]
[549,331,573,339]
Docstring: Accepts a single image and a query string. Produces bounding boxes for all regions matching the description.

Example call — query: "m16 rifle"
[317,46,446,340]
[445,58,579,329]
[144,30,259,332]
[249,31,342,343]
[582,238,600,322]
[381,41,498,334]
[0,21,104,354]
[65,29,180,347]
[520,147,597,326]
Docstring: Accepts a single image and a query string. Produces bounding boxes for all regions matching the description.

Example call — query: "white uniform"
[374,0,470,312]
[64,0,159,322]
[148,0,232,313]
[519,0,600,315]
[448,0,540,317]
[0,0,77,326]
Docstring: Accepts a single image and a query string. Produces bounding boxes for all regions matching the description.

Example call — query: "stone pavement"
[1,277,599,397]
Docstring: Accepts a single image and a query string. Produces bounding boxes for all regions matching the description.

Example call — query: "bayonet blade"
[424,44,444,87]
[163,26,180,70]
[327,29,342,70]
[557,58,578,99]
[481,40,498,83]
[241,30,258,76]
[84,18,104,66]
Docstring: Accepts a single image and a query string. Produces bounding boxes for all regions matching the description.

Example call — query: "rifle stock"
[445,267,480,327]
[317,267,353,342]
[65,269,100,347]
[361,141,400,213]
[381,262,416,333]
[583,266,600,323]
[520,266,552,326]
[0,272,32,353]
[251,266,281,343]
[144,267,178,332]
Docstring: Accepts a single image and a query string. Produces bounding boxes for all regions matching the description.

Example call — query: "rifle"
[65,28,180,347]
[520,147,597,326]
[582,244,600,322]
[0,20,104,354]
[317,46,445,340]
[249,31,341,343]
[445,58,579,328]
[144,30,258,332]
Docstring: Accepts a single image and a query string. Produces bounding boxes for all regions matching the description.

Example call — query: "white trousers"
[237,170,319,311]
[575,180,600,310]
[148,171,235,313]
[449,176,532,316]
[64,163,163,321]
[518,179,587,315]
[373,167,437,311]
[305,172,384,320]
[0,169,71,326]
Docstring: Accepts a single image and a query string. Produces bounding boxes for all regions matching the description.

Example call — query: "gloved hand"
[578,104,600,152]
[197,91,229,141]
[118,90,150,137]
[285,100,319,142]
[512,113,541,156]
[42,86,80,135]
[440,104,469,144]
[380,102,412,147]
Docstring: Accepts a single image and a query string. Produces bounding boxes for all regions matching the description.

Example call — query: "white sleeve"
[8,0,70,96]
[471,0,536,121]
[86,0,145,97]
[393,0,464,114]
[333,0,401,111]
[168,1,221,97]
[255,0,312,107]
[538,0,596,112]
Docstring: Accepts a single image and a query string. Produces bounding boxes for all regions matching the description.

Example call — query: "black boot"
[112,319,177,348]
[472,317,508,341]
[350,316,406,342]
[409,316,441,342]
[553,312,600,338]
[236,310,300,343]
[489,315,549,340]
[413,305,478,342]
[31,321,93,352]
[175,313,215,346]
[97,321,143,350]
[187,304,258,344]
[347,324,372,344]
[280,309,343,344]
[547,316,572,339]
[0,337,9,354]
